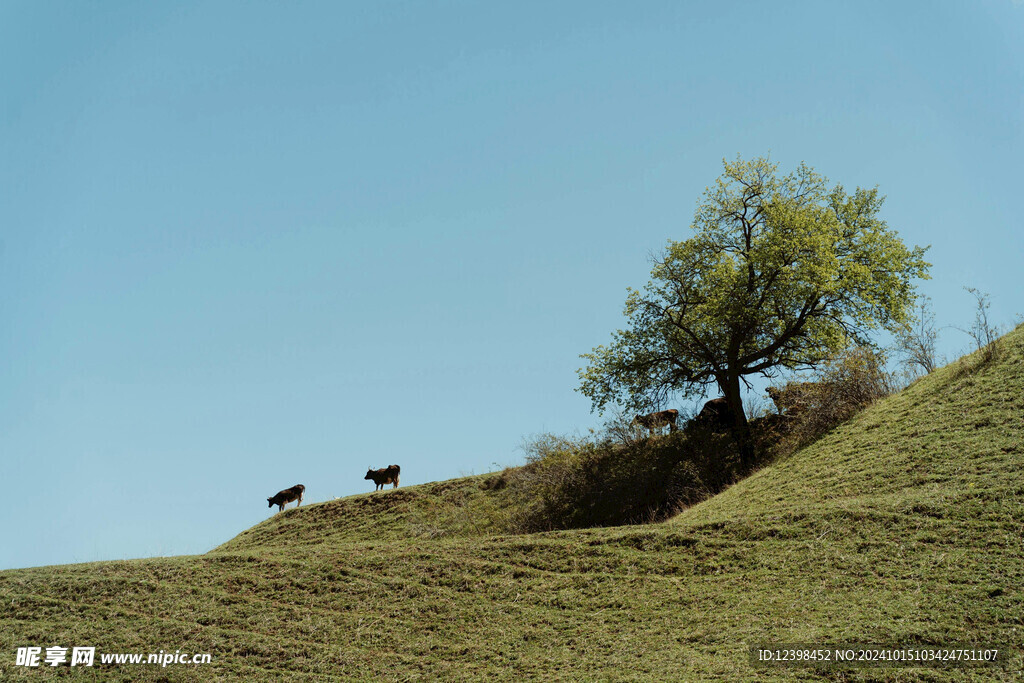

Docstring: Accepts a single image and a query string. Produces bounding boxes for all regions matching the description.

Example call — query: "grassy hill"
[2,327,1023,681]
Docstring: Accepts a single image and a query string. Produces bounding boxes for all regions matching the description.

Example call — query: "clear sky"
[2,1,1021,570]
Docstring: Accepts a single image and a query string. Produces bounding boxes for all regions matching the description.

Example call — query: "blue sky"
[2,1,1021,570]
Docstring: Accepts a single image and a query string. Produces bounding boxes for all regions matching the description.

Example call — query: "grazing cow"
[632,409,679,435]
[365,464,401,491]
[267,484,305,512]
[694,397,734,431]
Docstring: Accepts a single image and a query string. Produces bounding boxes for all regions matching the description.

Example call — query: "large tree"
[578,156,930,465]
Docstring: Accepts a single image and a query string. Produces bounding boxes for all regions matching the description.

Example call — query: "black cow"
[694,397,734,431]
[267,484,305,512]
[365,464,401,491]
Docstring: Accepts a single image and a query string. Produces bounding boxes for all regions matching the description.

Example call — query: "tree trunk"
[722,372,754,469]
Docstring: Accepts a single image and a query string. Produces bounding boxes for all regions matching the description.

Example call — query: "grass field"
[2,327,1022,681]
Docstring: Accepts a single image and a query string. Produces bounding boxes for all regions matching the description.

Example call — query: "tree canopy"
[578,155,930,461]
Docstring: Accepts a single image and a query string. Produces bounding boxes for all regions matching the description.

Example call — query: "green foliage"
[578,155,930,420]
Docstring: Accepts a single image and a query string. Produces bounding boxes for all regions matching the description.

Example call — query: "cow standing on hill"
[365,464,401,491]
[693,397,734,431]
[632,409,679,435]
[267,484,305,512]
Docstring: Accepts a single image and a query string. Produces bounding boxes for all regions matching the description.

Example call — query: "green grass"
[3,328,1023,681]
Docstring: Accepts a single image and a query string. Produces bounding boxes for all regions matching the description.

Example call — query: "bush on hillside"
[960,287,1003,364]
[768,345,893,455]
[499,424,754,533]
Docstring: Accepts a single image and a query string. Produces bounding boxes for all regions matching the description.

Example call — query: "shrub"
[501,425,753,533]
[897,295,939,377]
[768,345,893,454]
[959,287,1002,363]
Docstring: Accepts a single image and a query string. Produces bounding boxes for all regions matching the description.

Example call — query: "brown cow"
[694,397,733,431]
[365,464,401,491]
[267,484,305,512]
[632,409,679,435]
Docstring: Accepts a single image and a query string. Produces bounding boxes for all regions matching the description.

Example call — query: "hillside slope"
[2,328,1022,681]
